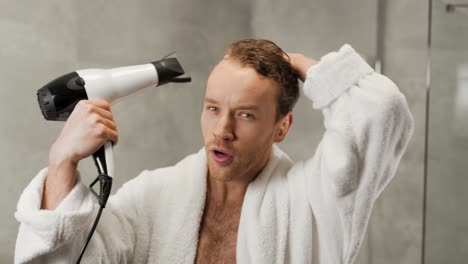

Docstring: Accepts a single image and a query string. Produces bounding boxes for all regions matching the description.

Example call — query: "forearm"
[41,159,78,210]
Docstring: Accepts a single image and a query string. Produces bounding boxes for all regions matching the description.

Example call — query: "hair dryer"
[36,55,191,263]
[37,56,191,180]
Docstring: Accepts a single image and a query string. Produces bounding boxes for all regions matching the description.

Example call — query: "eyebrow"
[204,97,260,111]
[204,97,218,104]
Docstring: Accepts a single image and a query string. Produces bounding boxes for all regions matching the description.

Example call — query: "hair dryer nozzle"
[152,57,191,86]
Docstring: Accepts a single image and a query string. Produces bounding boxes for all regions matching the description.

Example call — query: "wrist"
[43,157,78,210]
[298,56,318,82]
[49,141,79,167]
[287,53,318,82]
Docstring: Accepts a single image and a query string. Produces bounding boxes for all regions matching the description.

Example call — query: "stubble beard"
[206,149,266,183]
[206,156,238,181]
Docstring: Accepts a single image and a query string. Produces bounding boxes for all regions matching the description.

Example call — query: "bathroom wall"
[250,1,376,263]
[0,0,251,261]
[0,0,428,262]
[251,0,428,263]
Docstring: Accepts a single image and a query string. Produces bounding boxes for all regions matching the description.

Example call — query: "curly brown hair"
[225,39,300,120]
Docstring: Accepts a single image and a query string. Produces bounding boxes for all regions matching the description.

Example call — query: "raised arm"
[295,44,414,263]
[14,100,140,263]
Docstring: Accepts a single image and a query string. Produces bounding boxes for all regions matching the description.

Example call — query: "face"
[201,57,292,183]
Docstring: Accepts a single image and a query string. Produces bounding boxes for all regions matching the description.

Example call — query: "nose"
[213,113,235,141]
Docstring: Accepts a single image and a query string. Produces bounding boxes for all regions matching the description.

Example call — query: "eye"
[207,106,218,112]
[240,112,255,119]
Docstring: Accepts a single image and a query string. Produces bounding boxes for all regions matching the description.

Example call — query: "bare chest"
[195,203,241,264]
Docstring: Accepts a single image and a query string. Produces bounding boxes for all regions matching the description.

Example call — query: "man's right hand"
[41,99,118,210]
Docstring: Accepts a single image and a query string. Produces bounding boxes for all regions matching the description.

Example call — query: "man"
[15,39,414,263]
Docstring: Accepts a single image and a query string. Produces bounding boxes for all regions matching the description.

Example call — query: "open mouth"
[214,150,227,156]
[211,149,233,164]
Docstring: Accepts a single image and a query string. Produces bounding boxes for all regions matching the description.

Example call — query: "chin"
[207,163,235,181]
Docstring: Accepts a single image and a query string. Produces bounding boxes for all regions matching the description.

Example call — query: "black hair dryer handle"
[89,142,113,208]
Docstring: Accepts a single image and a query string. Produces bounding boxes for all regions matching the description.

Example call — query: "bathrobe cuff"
[14,167,95,246]
[303,44,374,109]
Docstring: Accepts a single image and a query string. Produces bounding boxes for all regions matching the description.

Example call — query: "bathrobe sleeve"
[14,167,147,263]
[300,44,414,263]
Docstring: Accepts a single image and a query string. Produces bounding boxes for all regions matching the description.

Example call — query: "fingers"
[92,115,118,144]
[77,99,114,120]
[284,53,318,82]
[76,100,119,144]
[91,106,114,121]
[87,99,111,111]
[102,125,119,145]
[93,121,119,145]
[94,115,117,132]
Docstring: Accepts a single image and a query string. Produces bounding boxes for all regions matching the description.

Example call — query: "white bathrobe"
[14,44,414,264]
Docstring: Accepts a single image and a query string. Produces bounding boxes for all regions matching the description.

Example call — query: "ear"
[274,112,293,143]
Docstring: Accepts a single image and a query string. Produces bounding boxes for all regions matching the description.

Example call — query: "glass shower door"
[425,0,468,263]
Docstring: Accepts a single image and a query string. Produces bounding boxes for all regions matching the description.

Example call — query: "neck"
[206,175,250,207]
[205,146,274,207]
[206,158,269,206]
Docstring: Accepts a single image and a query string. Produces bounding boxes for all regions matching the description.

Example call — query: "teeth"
[216,150,226,156]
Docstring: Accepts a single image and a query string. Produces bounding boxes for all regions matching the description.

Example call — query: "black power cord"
[75,172,113,263]
[75,206,103,263]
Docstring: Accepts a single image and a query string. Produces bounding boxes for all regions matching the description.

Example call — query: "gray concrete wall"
[0,0,429,263]
[0,0,251,261]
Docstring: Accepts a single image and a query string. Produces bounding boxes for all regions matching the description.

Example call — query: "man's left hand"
[286,53,318,82]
